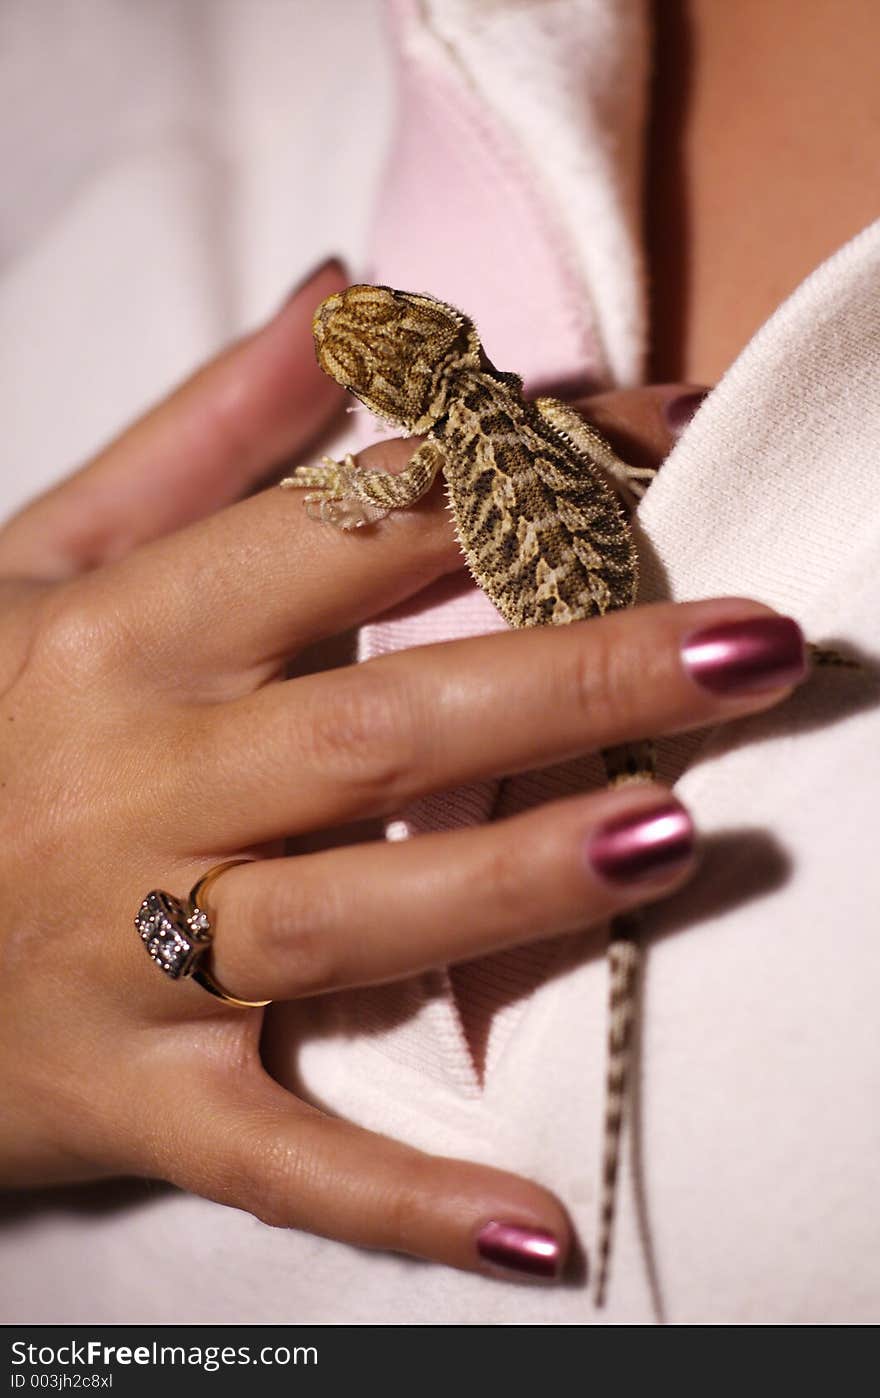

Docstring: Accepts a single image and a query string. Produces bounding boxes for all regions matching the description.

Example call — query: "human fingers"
[71,382,709,693]
[197,785,694,1004]
[0,259,348,580]
[143,1065,572,1283]
[65,381,711,692]
[80,434,461,694]
[171,597,806,848]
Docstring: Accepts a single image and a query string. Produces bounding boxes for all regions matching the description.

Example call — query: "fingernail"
[664,388,710,436]
[283,256,347,307]
[683,615,807,696]
[476,1221,562,1280]
[587,799,694,886]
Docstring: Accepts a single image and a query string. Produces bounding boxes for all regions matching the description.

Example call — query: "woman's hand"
[0,263,806,1283]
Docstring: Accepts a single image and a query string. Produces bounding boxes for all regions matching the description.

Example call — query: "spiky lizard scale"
[441,388,637,627]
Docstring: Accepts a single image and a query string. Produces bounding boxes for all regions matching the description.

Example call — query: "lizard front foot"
[281,441,445,530]
[280,454,390,530]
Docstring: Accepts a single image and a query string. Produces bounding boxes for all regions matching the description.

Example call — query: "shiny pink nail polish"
[664,387,710,435]
[682,615,807,695]
[588,800,694,886]
[476,1221,561,1280]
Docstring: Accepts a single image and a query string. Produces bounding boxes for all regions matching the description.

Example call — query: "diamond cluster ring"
[135,860,270,1009]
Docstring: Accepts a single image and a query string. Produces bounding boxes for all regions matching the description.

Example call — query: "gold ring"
[135,859,270,1009]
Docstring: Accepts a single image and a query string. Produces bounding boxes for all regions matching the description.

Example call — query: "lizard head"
[312,285,484,434]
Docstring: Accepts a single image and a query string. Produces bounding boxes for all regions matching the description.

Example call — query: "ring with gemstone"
[134,859,270,1009]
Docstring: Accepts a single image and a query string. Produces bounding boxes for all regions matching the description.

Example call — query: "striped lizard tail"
[591,645,857,1305]
[594,915,641,1306]
[593,740,655,1308]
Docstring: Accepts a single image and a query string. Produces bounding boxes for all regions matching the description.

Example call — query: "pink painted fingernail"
[476,1221,562,1280]
[682,615,807,695]
[588,799,695,886]
[664,388,710,435]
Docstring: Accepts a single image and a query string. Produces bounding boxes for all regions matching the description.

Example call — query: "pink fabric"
[353,0,617,1081]
[366,1,606,394]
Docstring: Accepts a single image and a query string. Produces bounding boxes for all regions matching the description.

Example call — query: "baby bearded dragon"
[281,284,658,1306]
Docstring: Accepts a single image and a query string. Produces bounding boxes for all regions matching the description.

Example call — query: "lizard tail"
[593,916,641,1307]
[594,738,654,1308]
[807,642,860,669]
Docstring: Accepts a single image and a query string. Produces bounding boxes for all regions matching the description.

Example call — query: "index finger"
[88,434,465,694]
[81,385,707,695]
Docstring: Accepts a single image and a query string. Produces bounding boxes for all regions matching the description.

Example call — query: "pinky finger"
[156,1068,572,1285]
